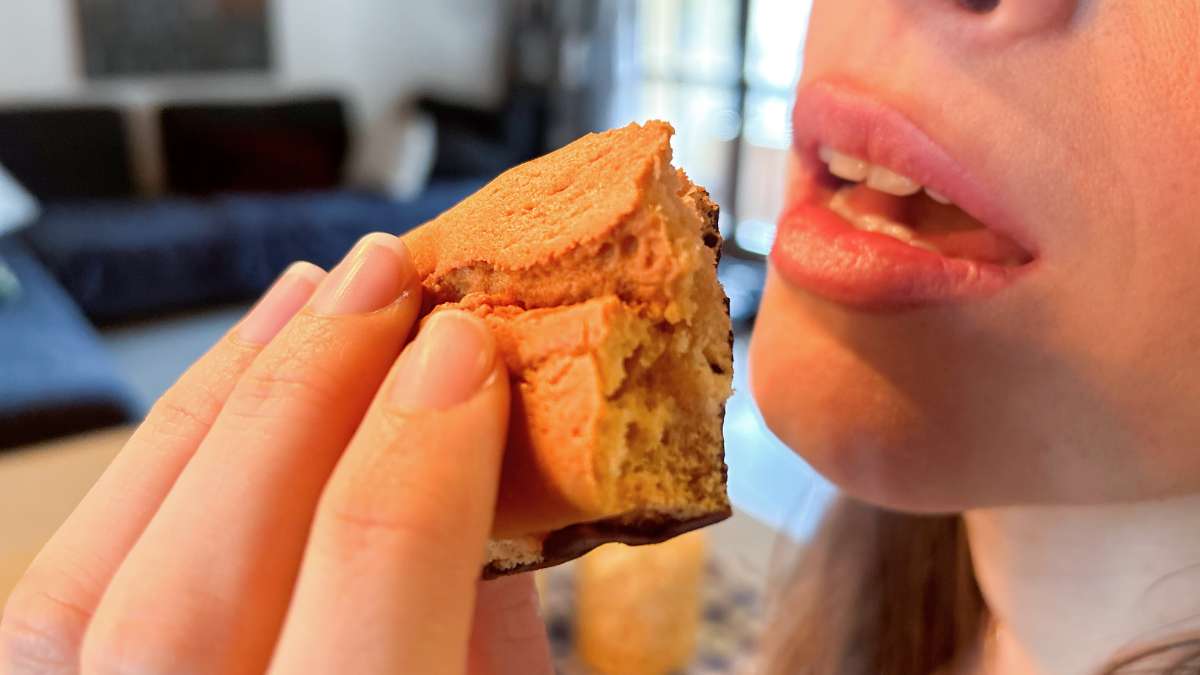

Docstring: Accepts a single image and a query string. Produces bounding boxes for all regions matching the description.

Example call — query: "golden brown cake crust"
[405,121,673,284]
[476,185,734,577]
[400,121,733,576]
[403,122,702,322]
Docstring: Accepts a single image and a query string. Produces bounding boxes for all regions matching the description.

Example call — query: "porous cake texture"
[401,122,734,575]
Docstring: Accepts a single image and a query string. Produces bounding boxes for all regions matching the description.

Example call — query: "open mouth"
[814,145,1033,267]
[771,80,1038,309]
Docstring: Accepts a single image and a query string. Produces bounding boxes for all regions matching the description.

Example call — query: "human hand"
[1,233,552,675]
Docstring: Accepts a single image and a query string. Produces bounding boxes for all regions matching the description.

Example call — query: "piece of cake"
[401,121,733,575]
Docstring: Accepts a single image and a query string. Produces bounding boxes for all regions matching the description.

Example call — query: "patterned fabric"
[540,555,764,674]
[23,181,484,323]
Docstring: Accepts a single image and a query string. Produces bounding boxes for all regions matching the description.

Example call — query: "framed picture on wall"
[76,0,272,78]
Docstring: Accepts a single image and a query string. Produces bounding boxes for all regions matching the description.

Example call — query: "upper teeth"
[925,188,952,205]
[819,145,951,203]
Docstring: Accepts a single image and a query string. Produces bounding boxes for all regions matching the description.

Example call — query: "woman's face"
[750,1,1200,512]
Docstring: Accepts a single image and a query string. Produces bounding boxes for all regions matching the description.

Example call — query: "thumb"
[467,574,554,675]
[270,310,512,675]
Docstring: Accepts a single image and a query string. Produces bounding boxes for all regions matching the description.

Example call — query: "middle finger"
[82,234,421,675]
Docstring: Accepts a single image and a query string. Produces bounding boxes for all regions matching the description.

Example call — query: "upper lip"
[790,78,1039,260]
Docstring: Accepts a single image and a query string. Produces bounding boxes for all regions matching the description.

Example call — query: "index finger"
[269,311,510,675]
[0,261,324,672]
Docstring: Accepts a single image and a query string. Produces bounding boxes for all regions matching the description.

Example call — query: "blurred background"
[0,2,833,667]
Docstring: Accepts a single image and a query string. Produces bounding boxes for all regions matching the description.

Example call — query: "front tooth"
[818,145,835,164]
[925,187,952,204]
[856,216,933,250]
[866,166,922,196]
[828,151,870,182]
[856,215,917,242]
[880,223,917,242]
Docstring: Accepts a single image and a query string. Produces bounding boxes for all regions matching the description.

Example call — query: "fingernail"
[389,311,495,410]
[236,262,325,345]
[309,233,414,316]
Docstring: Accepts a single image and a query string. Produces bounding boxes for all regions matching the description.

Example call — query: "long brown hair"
[760,498,983,675]
[762,498,1200,674]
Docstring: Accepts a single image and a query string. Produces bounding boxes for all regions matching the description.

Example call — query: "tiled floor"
[101,310,833,541]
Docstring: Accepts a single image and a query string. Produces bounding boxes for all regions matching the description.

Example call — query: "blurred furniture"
[0,105,135,201]
[160,98,348,195]
[0,96,496,448]
[418,94,548,184]
[25,181,483,323]
[0,162,39,237]
[0,236,139,448]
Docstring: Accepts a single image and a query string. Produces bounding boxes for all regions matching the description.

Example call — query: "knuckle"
[0,614,71,672]
[79,608,210,675]
[224,346,341,422]
[319,480,460,562]
[141,339,257,443]
[78,589,222,675]
[79,627,171,675]
[144,381,224,442]
[326,506,447,551]
[1,583,90,671]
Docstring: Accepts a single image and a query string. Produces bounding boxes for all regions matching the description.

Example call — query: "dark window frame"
[623,0,801,260]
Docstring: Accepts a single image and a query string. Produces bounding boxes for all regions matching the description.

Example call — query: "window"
[609,0,812,258]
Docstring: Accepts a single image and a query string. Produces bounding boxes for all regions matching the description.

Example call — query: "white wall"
[0,0,506,193]
[0,2,77,97]
[274,0,507,126]
[0,0,506,122]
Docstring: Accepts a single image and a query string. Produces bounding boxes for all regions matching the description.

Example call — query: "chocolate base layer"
[482,506,733,579]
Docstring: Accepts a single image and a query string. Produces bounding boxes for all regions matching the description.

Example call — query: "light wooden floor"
[0,426,129,602]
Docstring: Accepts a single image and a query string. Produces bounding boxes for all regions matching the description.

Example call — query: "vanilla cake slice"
[401,121,734,575]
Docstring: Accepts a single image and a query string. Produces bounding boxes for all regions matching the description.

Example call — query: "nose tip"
[956,0,1079,42]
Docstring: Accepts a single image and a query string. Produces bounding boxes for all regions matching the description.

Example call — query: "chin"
[749,270,1001,514]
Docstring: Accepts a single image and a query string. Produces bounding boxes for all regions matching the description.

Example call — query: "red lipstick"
[771,79,1036,310]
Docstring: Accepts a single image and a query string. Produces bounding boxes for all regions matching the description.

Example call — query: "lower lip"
[770,202,1030,310]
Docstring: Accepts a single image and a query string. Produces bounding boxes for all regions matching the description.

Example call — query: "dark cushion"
[419,91,549,179]
[0,236,139,449]
[160,98,349,195]
[24,180,485,324]
[0,106,134,202]
[25,198,246,322]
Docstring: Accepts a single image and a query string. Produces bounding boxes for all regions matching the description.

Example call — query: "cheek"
[749,274,964,511]
[749,266,1200,511]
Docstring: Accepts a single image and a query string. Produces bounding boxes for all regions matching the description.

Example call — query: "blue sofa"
[0,95,545,449]
[0,179,484,449]
[0,235,139,448]
[24,181,483,324]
